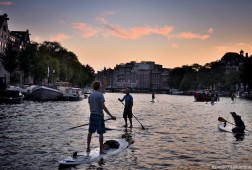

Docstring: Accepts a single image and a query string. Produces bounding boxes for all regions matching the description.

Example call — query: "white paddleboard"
[218,123,233,133]
[59,139,128,166]
[105,126,126,130]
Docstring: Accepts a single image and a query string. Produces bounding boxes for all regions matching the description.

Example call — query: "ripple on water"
[1,95,252,169]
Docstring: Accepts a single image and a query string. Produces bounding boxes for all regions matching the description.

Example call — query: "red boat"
[194,91,219,102]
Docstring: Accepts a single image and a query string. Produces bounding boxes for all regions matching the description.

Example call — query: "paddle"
[118,100,145,130]
[218,117,252,133]
[63,118,112,132]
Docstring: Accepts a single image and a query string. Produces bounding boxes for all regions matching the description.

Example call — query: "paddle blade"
[218,117,227,122]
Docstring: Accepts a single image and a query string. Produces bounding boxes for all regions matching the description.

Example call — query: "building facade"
[0,13,10,90]
[0,14,31,90]
[96,61,171,92]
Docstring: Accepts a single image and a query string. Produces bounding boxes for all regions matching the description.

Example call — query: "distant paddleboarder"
[230,91,236,102]
[118,87,133,128]
[152,93,155,102]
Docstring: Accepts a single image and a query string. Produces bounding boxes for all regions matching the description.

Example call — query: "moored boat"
[194,90,219,102]
[0,90,24,104]
[194,92,211,101]
[31,85,63,101]
[58,87,84,101]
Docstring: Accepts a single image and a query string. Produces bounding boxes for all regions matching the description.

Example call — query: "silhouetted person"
[230,112,245,133]
[230,91,236,102]
[152,93,155,102]
[118,87,133,128]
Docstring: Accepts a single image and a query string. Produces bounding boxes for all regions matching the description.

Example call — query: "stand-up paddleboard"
[218,122,233,133]
[105,126,125,130]
[59,139,128,166]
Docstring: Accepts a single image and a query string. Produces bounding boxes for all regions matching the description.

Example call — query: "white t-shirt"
[88,91,105,116]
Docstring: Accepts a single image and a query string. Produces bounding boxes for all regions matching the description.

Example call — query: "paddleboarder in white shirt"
[87,81,116,154]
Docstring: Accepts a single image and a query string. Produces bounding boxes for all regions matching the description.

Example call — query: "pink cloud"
[72,13,211,41]
[0,1,14,5]
[96,15,174,39]
[50,33,71,42]
[207,28,214,34]
[175,32,210,40]
[72,22,100,38]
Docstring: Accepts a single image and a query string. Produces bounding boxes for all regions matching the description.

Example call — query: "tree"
[167,67,185,89]
[0,42,19,83]
[18,42,39,84]
[82,64,95,85]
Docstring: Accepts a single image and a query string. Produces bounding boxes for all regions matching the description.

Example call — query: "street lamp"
[52,69,55,85]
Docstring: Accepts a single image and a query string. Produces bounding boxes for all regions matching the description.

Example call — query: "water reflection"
[0,94,252,169]
[233,133,245,141]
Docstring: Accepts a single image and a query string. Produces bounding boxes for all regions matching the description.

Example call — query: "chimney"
[3,13,9,20]
[240,50,244,56]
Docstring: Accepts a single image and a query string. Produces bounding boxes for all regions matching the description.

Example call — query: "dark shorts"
[123,107,132,119]
[88,114,105,134]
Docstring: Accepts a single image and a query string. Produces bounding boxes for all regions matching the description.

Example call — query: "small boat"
[58,87,84,101]
[194,92,211,101]
[194,91,219,102]
[0,90,24,104]
[31,85,63,101]
[59,139,128,166]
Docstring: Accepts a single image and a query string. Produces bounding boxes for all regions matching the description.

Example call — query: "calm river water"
[0,93,252,170]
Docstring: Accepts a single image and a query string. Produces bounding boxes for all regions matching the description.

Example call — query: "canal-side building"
[96,61,171,92]
[0,13,31,89]
[10,29,31,85]
[0,13,10,90]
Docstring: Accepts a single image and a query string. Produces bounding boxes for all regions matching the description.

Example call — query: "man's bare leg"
[99,133,106,154]
[86,133,92,152]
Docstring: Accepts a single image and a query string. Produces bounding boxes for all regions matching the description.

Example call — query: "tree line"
[167,58,252,92]
[0,41,95,87]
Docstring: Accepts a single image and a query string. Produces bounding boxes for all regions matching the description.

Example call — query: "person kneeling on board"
[230,112,245,133]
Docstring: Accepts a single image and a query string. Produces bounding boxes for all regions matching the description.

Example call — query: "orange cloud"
[50,33,71,42]
[0,1,14,5]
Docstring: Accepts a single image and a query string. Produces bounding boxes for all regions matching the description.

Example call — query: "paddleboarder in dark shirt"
[152,93,155,102]
[118,87,133,128]
[230,112,245,133]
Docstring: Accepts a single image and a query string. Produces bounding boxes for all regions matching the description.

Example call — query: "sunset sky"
[1,0,252,72]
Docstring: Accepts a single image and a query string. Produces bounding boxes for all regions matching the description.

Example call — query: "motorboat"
[31,85,63,101]
[0,90,24,104]
[58,87,84,101]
